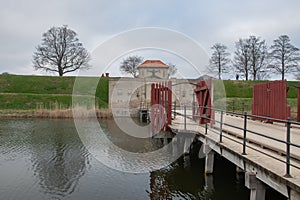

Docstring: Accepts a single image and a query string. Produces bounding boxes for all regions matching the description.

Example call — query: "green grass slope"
[0,74,109,110]
[221,80,299,98]
[0,75,298,112]
[217,80,299,116]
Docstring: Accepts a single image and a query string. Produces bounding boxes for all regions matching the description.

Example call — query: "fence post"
[174,101,176,119]
[205,106,208,135]
[184,105,187,131]
[284,118,292,178]
[242,112,247,155]
[192,93,195,120]
[220,110,224,143]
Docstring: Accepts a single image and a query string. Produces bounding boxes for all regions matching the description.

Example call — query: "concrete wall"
[109,77,199,111]
[138,67,169,79]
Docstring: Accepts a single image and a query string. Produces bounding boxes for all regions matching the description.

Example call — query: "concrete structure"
[109,77,198,114]
[138,60,169,79]
[169,112,300,200]
[108,60,205,114]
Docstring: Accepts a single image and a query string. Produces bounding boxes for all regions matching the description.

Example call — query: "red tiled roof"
[138,60,169,68]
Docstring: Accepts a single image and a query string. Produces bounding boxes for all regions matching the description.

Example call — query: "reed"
[0,107,112,119]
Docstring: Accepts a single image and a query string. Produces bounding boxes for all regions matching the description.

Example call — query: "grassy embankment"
[0,74,298,118]
[0,74,110,118]
[217,80,299,117]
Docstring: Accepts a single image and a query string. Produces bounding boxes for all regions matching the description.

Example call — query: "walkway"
[169,110,300,199]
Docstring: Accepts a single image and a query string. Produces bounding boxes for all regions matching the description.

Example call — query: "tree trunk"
[58,66,64,76]
[218,57,221,80]
[282,60,285,80]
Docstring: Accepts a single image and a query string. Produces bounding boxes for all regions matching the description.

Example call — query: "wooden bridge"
[169,107,300,200]
[149,79,300,200]
[150,79,300,200]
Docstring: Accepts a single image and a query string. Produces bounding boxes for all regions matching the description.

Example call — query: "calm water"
[0,118,285,200]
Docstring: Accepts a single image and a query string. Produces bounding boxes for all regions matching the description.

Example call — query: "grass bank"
[213,80,299,118]
[0,74,109,118]
[219,80,299,98]
[0,108,112,119]
[0,75,298,118]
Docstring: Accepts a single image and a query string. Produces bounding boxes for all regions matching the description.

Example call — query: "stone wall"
[109,77,199,111]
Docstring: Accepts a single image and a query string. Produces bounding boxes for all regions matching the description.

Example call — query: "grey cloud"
[0,0,300,77]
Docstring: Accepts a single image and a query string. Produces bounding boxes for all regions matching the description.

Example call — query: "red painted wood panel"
[252,80,290,120]
[150,81,172,135]
[194,78,214,124]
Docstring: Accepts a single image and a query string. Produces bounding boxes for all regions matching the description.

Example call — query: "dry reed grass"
[0,106,112,119]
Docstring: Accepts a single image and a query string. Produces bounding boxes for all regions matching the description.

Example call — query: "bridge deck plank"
[169,112,300,193]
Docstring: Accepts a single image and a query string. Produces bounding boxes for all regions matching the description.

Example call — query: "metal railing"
[172,103,300,178]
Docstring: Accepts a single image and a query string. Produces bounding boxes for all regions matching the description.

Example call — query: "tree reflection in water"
[29,120,89,198]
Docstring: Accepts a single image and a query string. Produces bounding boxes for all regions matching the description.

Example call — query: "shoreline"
[0,108,113,119]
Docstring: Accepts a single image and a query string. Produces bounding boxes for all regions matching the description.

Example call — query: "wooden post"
[155,83,159,133]
[150,84,155,136]
[167,81,172,126]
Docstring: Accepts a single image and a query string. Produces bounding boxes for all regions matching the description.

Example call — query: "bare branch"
[32,25,91,76]
[209,43,231,80]
[120,56,143,77]
[269,35,300,80]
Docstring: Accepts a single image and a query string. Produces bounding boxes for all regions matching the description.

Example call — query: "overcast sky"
[1,0,300,79]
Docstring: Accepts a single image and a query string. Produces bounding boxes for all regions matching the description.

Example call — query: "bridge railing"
[173,104,300,178]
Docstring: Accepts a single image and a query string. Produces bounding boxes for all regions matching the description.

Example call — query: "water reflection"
[104,118,163,153]
[28,120,89,198]
[148,155,215,200]
[0,118,261,200]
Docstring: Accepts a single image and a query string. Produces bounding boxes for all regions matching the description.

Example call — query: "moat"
[0,118,285,199]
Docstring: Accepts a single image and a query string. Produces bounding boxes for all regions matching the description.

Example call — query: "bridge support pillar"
[204,145,214,174]
[245,172,266,200]
[290,189,300,200]
[172,137,178,156]
[183,137,193,155]
[204,174,214,192]
[236,166,244,173]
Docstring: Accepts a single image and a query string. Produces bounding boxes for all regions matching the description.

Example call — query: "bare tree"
[248,36,268,80]
[120,56,143,77]
[33,25,90,76]
[269,35,300,80]
[233,38,251,80]
[209,43,231,80]
[167,63,178,77]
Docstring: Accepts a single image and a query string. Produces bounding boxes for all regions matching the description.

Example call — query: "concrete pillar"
[183,138,192,155]
[204,145,214,174]
[290,189,300,200]
[198,144,205,159]
[163,138,168,145]
[205,174,214,192]
[183,154,190,168]
[172,137,178,156]
[236,166,244,183]
[245,172,266,200]
[236,166,244,173]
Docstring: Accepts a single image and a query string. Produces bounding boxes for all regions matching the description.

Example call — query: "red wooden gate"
[252,80,290,120]
[194,78,214,124]
[150,82,172,135]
